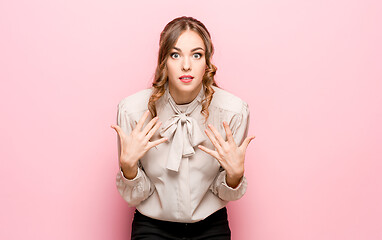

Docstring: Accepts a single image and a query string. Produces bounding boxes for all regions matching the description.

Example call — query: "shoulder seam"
[210,86,247,114]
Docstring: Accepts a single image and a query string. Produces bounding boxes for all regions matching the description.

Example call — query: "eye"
[193,53,203,59]
[170,52,180,59]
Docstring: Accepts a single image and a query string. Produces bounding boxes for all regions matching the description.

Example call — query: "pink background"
[1,0,381,239]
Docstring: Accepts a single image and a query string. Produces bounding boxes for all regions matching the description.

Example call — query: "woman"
[111,16,255,240]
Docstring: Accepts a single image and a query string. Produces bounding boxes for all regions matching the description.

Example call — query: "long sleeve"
[116,166,154,207]
[115,102,154,207]
[209,100,250,201]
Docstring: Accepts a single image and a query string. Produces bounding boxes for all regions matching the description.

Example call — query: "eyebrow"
[172,47,205,52]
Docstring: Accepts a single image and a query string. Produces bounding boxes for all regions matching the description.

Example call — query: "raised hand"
[198,121,255,188]
[111,110,168,179]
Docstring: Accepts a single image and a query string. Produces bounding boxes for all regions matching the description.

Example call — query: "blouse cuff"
[216,170,247,201]
[120,167,142,187]
[222,171,245,190]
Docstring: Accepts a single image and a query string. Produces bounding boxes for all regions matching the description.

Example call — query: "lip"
[179,75,194,83]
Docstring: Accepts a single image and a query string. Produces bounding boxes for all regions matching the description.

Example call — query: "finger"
[239,135,256,151]
[142,116,159,135]
[134,110,150,133]
[111,124,125,138]
[204,128,224,154]
[197,145,221,161]
[145,121,162,141]
[207,124,226,146]
[148,137,168,149]
[222,121,235,145]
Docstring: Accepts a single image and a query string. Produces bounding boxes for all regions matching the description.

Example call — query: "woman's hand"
[198,121,255,188]
[111,110,168,179]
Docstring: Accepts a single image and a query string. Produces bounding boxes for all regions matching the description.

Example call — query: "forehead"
[174,30,205,50]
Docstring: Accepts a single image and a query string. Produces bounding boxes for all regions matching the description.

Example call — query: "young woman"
[111,16,255,240]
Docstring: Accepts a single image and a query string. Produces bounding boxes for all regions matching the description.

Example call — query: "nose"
[182,57,191,71]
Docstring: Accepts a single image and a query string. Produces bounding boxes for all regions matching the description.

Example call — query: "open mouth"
[179,75,194,83]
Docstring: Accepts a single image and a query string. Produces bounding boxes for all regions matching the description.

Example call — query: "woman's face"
[166,30,207,104]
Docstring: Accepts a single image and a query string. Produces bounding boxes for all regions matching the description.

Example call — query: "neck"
[168,84,202,105]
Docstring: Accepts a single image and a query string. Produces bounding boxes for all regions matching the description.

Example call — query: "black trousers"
[131,207,231,240]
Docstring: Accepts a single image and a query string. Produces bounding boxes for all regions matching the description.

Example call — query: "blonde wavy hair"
[148,16,219,124]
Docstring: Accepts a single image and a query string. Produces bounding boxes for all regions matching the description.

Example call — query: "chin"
[182,84,202,93]
[173,80,201,89]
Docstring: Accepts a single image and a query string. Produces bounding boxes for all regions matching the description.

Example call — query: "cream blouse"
[116,82,250,223]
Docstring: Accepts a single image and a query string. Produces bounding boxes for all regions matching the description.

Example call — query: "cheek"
[166,62,178,76]
[196,62,207,75]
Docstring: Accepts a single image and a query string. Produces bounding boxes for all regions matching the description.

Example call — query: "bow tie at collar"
[159,84,207,172]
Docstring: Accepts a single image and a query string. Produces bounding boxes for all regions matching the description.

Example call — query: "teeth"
[181,77,192,79]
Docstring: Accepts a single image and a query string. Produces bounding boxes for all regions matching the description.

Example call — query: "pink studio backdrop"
[1,0,381,239]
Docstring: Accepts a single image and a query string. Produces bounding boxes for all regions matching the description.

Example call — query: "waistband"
[133,207,228,226]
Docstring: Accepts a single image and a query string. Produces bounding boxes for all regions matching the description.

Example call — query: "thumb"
[111,124,123,137]
[240,135,256,150]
